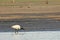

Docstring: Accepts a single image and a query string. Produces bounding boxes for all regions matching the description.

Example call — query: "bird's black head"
[21,28,24,30]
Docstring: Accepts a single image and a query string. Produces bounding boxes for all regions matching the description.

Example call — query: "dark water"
[0,18,60,32]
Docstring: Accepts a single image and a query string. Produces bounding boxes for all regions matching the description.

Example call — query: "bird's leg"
[15,29,16,34]
[15,29,18,34]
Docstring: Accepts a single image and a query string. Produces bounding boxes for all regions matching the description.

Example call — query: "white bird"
[11,25,21,34]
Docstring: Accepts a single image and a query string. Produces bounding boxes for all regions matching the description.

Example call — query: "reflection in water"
[0,18,60,32]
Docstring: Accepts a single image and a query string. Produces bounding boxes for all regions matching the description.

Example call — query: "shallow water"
[0,18,60,32]
[0,13,60,40]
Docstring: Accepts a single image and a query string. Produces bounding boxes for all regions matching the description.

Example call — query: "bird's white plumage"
[11,25,21,30]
